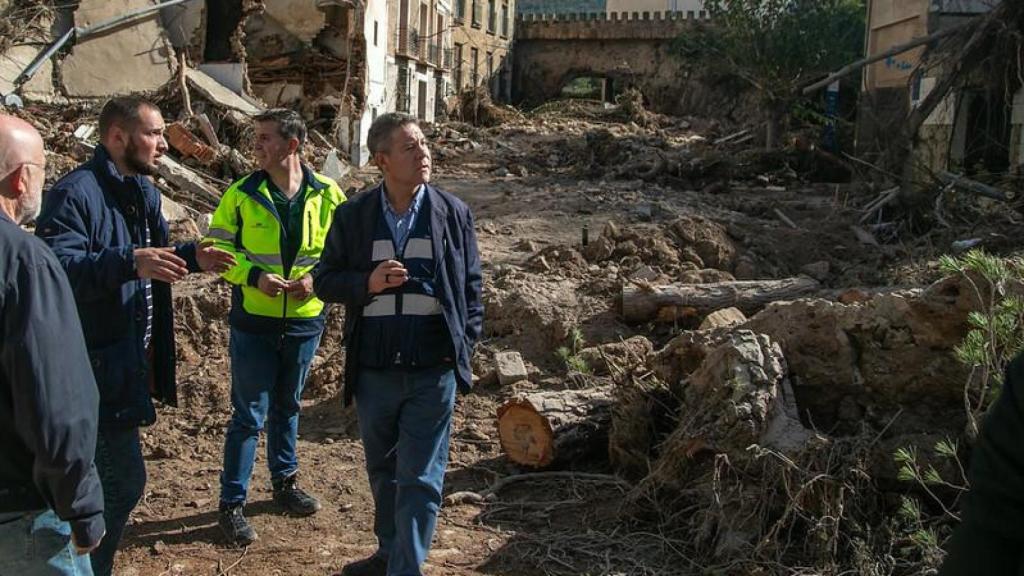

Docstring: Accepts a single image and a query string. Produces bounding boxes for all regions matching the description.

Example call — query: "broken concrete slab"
[186,69,262,115]
[0,45,55,100]
[198,63,247,95]
[495,351,529,385]
[263,0,327,44]
[62,0,177,97]
[159,0,203,49]
[321,150,351,182]
[155,154,222,209]
[160,193,195,222]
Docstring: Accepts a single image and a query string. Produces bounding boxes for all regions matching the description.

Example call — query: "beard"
[125,137,158,176]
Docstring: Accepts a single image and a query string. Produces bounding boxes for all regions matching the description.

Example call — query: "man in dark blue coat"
[314,113,483,576]
[0,115,105,575]
[35,96,235,575]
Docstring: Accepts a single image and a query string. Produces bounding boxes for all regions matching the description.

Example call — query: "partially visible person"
[938,354,1024,575]
[203,108,346,546]
[0,114,105,575]
[35,96,235,575]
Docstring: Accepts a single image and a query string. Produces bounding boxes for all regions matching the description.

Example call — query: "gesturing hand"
[197,240,237,273]
[368,260,408,294]
[257,272,289,297]
[134,247,188,284]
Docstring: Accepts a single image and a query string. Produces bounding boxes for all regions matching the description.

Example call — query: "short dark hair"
[98,95,159,139]
[368,113,419,155]
[255,108,306,149]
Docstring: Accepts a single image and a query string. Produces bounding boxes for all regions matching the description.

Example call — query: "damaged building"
[857,0,1020,178]
[0,0,448,167]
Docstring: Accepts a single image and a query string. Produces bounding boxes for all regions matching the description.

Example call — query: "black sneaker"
[336,554,388,576]
[218,504,257,546]
[272,473,321,516]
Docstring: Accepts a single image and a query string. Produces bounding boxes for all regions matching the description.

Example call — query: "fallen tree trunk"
[497,386,613,468]
[621,277,820,323]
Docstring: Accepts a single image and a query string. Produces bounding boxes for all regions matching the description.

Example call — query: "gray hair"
[367,113,419,155]
[254,108,307,149]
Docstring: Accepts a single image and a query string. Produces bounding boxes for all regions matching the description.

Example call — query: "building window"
[487,51,494,94]
[373,21,378,46]
[396,64,410,112]
[471,0,481,28]
[487,0,496,33]
[470,47,479,85]
[455,0,465,21]
[453,43,464,90]
[500,2,508,37]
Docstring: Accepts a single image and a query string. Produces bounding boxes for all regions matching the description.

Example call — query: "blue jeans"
[220,328,321,506]
[0,510,93,575]
[355,366,456,576]
[91,427,145,576]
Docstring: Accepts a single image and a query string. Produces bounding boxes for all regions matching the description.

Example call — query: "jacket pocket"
[87,340,138,418]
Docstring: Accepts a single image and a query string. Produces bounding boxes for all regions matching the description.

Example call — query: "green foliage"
[939,250,1024,433]
[676,0,866,103]
[892,438,969,566]
[555,327,591,374]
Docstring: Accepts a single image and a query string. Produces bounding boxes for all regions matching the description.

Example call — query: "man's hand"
[197,241,237,273]
[134,247,188,284]
[285,274,314,300]
[368,260,408,294]
[72,531,102,556]
[257,271,289,297]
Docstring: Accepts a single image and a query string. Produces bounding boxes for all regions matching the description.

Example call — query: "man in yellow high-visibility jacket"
[203,109,345,546]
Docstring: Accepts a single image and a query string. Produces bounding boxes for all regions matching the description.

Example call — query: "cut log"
[497,386,613,468]
[621,277,820,323]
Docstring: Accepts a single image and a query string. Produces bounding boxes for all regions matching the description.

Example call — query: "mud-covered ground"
[108,104,1020,575]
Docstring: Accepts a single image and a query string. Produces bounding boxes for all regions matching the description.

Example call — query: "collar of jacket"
[90,144,153,207]
[367,182,449,265]
[238,165,326,197]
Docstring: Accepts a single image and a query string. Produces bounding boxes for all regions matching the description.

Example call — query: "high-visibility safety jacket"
[204,166,346,336]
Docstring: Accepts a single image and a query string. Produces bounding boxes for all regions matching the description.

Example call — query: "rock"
[671,216,737,272]
[515,239,538,252]
[699,307,747,330]
[495,351,529,385]
[633,203,653,221]
[582,234,615,262]
[490,166,511,177]
[630,264,661,282]
[577,336,654,375]
[800,260,830,281]
[744,276,977,435]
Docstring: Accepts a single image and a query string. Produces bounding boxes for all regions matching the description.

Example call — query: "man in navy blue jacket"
[0,115,105,575]
[315,113,483,576]
[35,96,235,575]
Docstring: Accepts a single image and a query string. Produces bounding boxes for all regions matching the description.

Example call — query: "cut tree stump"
[497,386,614,467]
[621,277,820,323]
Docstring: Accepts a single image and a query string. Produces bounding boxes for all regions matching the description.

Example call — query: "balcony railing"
[443,47,454,69]
[428,43,442,67]
[397,26,420,58]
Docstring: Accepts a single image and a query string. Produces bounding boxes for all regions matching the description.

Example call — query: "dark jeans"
[355,366,456,576]
[90,427,145,576]
[939,519,1024,575]
[219,328,321,506]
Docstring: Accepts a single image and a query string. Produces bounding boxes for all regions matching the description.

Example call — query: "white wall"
[354,0,391,165]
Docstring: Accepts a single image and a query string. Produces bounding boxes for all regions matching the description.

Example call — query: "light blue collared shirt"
[381,184,425,257]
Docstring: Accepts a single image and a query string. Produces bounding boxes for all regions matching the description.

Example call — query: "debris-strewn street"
[3,0,1024,574]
